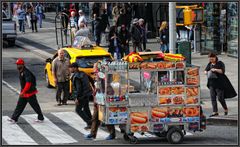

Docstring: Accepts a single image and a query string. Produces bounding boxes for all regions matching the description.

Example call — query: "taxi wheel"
[45,71,53,88]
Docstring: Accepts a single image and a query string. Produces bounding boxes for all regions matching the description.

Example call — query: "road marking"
[52,112,110,140]
[21,114,77,144]
[2,116,38,145]
[115,126,157,138]
[2,80,20,94]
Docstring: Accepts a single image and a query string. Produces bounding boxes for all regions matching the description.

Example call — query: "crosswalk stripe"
[21,114,77,144]
[2,116,38,145]
[52,112,110,140]
[115,126,157,138]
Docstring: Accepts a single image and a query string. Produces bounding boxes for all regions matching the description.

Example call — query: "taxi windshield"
[76,56,112,68]
[72,36,93,49]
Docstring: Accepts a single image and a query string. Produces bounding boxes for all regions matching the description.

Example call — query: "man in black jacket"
[8,58,44,123]
[130,18,142,52]
[70,62,93,130]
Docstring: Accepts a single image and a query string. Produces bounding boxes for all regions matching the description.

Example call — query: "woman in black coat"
[108,26,121,59]
[204,53,237,117]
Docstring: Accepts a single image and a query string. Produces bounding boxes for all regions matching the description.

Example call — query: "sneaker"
[84,134,95,140]
[105,134,116,140]
[7,118,16,124]
[34,119,44,123]
[84,126,91,130]
[209,113,219,117]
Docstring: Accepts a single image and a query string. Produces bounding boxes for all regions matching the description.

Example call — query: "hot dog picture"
[147,62,157,69]
[176,62,185,69]
[159,87,171,95]
[157,62,166,69]
[151,107,169,118]
[131,126,139,132]
[187,77,199,85]
[187,68,199,76]
[183,107,200,117]
[186,87,199,97]
[159,97,171,104]
[130,112,148,124]
[172,96,184,104]
[171,87,184,95]
[185,97,198,104]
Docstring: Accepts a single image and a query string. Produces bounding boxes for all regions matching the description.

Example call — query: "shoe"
[34,119,44,123]
[105,134,116,140]
[224,111,228,115]
[84,134,95,140]
[209,113,219,117]
[57,103,62,106]
[7,118,16,124]
[84,126,91,130]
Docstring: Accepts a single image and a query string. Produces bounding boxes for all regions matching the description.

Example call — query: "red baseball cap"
[16,58,25,65]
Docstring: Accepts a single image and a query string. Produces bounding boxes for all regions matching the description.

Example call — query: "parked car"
[2,10,17,46]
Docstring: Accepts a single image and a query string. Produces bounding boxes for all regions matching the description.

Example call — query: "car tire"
[45,71,53,88]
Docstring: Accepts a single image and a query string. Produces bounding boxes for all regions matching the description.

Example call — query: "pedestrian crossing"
[2,112,193,145]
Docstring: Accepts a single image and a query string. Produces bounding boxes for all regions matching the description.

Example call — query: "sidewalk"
[14,12,238,126]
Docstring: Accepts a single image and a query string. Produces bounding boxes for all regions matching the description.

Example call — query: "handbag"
[207,70,218,79]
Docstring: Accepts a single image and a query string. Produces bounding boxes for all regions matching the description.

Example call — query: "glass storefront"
[227,2,238,57]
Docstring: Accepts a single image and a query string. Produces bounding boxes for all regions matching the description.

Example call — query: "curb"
[207,117,238,126]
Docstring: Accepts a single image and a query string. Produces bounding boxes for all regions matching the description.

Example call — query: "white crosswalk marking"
[21,114,77,144]
[2,116,38,145]
[52,112,110,140]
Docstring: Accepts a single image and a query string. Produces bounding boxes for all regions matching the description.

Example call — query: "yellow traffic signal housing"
[183,7,192,25]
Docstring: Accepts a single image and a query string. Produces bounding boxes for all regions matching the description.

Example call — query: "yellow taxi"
[44,36,112,90]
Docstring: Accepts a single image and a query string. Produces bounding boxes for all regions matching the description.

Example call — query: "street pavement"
[12,12,239,124]
[2,44,238,145]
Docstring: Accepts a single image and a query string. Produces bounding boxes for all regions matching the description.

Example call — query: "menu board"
[108,107,128,124]
[151,106,200,123]
[130,112,149,132]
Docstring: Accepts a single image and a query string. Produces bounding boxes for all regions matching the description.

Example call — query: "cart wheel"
[166,127,184,144]
[123,133,129,141]
[129,136,138,144]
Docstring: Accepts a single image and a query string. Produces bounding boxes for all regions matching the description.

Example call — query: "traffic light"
[183,7,192,25]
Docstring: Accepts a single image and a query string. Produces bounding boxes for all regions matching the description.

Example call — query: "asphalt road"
[2,46,238,145]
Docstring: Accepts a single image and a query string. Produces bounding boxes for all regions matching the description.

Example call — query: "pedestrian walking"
[116,8,127,28]
[100,9,110,32]
[61,7,69,35]
[139,18,147,51]
[130,18,142,52]
[35,3,44,28]
[118,24,131,57]
[93,14,103,46]
[78,10,87,28]
[30,10,38,32]
[108,26,122,59]
[84,62,116,140]
[7,58,44,124]
[69,11,78,38]
[124,3,132,30]
[13,3,21,27]
[17,6,26,33]
[159,21,169,53]
[69,62,93,130]
[112,4,122,25]
[26,3,33,29]
[52,49,70,106]
[204,53,237,117]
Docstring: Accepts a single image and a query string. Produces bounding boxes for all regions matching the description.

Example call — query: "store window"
[227,2,238,57]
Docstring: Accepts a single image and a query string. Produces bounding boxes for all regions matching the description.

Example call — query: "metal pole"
[169,2,176,82]
[169,2,176,54]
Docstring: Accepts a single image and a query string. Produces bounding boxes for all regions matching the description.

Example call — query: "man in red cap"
[8,58,44,123]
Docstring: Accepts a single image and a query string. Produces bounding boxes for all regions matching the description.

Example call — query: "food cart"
[95,53,206,144]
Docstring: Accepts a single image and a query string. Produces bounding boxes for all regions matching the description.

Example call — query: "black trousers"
[142,41,146,51]
[11,95,44,122]
[133,42,142,52]
[56,81,69,103]
[31,20,38,32]
[210,87,228,113]
[76,97,92,126]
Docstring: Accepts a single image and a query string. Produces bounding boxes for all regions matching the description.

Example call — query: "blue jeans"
[18,20,25,32]
[160,43,169,53]
[37,14,43,28]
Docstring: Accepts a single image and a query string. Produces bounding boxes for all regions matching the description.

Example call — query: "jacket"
[159,28,169,44]
[205,61,237,99]
[72,71,93,101]
[17,9,26,20]
[118,29,131,46]
[130,24,142,43]
[19,67,38,98]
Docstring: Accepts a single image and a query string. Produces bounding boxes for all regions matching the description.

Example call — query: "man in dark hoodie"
[70,62,93,130]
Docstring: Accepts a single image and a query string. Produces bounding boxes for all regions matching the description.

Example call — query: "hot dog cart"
[95,56,206,144]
